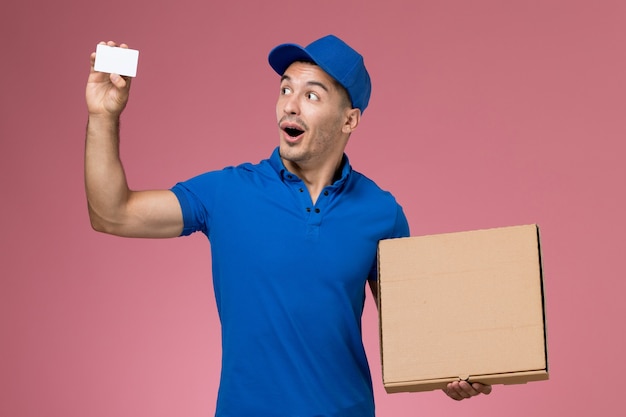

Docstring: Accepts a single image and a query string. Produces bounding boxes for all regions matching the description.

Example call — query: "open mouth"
[284,127,304,138]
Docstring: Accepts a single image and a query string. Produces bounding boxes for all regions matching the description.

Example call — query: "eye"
[281,86,292,95]
[306,92,320,101]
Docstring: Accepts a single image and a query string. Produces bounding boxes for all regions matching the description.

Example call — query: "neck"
[283,154,344,204]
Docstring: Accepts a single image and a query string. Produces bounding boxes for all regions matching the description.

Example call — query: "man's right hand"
[86,41,132,118]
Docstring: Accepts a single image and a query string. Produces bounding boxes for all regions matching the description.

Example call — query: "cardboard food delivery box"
[377,224,548,393]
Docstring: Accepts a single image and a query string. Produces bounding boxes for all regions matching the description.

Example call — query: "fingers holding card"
[94,44,139,77]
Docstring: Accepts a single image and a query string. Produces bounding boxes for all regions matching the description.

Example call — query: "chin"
[279,143,306,163]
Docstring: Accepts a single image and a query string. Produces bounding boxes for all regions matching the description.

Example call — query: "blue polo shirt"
[171,148,409,417]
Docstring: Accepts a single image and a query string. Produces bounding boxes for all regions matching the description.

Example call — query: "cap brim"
[268,43,315,75]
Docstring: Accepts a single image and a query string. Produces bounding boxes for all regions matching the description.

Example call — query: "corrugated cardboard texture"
[378,224,548,393]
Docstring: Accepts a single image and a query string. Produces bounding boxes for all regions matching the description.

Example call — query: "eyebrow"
[280,74,330,92]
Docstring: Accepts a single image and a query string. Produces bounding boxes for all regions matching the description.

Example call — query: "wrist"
[86,113,121,137]
[87,112,120,125]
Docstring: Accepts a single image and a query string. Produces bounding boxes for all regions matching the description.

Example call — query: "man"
[85,34,491,416]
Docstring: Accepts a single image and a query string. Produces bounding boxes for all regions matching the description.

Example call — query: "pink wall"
[2,0,625,415]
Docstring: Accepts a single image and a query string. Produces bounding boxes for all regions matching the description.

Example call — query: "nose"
[282,93,300,115]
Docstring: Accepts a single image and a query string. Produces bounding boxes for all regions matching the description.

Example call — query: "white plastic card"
[94,44,139,77]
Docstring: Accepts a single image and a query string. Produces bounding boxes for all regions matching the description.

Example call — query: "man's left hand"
[443,381,492,401]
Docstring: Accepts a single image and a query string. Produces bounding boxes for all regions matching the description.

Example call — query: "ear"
[342,108,361,134]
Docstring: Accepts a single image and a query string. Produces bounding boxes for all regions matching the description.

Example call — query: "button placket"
[289,179,334,220]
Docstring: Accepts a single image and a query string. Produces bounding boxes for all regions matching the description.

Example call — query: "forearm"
[84,114,132,232]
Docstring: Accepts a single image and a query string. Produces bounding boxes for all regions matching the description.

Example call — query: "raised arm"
[85,41,183,238]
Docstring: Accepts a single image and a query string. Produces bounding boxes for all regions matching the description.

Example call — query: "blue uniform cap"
[268,34,372,113]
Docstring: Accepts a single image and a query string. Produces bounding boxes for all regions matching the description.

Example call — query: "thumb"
[110,73,130,89]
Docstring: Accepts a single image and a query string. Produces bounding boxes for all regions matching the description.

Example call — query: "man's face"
[276,61,356,171]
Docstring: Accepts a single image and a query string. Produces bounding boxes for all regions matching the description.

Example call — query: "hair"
[333,80,353,111]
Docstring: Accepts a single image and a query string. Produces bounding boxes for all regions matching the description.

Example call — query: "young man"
[85,34,491,416]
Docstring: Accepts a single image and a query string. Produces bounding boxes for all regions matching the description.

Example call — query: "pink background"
[1,0,625,416]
